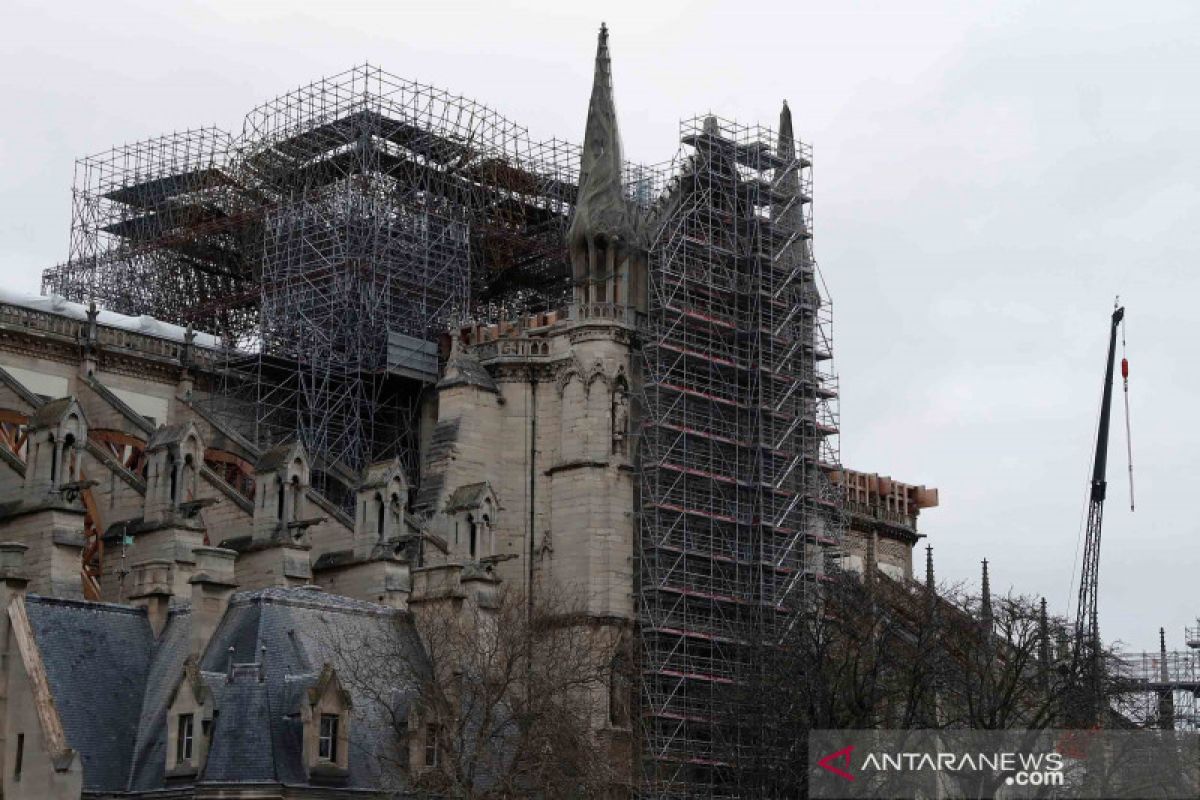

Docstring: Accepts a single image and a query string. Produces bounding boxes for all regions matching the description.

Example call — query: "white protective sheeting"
[0,289,223,349]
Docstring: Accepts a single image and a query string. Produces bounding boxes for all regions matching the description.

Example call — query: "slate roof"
[414,417,460,512]
[25,595,155,793]
[128,606,194,791]
[26,586,425,795]
[195,587,423,788]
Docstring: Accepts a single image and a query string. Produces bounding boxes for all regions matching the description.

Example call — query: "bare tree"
[328,580,630,799]
[752,572,1134,796]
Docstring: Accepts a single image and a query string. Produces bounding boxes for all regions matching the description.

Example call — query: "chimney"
[128,559,174,637]
[189,546,238,658]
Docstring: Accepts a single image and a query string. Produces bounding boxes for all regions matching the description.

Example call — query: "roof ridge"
[228,587,396,617]
[26,594,149,616]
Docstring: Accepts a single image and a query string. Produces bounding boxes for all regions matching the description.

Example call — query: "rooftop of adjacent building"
[22,584,419,794]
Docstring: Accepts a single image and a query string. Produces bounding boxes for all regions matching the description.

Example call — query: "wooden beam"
[7,596,74,770]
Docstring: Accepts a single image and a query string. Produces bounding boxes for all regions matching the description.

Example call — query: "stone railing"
[0,300,223,370]
[0,302,79,339]
[95,325,184,361]
[471,337,552,360]
[568,302,639,326]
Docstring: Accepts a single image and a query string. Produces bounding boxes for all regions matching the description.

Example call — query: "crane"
[1072,302,1128,723]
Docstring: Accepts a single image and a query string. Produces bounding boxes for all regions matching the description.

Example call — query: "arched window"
[48,434,57,484]
[376,493,385,538]
[291,475,301,521]
[63,434,77,482]
[467,513,477,558]
[182,453,196,503]
[276,476,285,521]
[168,455,178,504]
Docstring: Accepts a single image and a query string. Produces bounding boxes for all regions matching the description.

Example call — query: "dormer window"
[164,659,212,776]
[176,713,194,763]
[318,714,339,761]
[305,664,351,776]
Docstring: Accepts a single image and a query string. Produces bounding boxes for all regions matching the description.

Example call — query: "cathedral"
[0,25,935,799]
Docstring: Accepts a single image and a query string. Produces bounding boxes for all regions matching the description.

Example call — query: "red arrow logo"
[818,745,856,782]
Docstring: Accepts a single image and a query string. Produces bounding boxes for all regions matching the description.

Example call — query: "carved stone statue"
[611,384,629,455]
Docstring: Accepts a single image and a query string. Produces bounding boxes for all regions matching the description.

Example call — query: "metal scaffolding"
[41,64,846,793]
[44,65,580,494]
[45,127,254,338]
[1114,624,1200,731]
[636,114,843,797]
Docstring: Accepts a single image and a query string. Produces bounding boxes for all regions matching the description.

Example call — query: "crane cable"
[1121,314,1135,511]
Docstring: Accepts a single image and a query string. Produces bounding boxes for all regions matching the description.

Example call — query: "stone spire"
[1160,627,1170,681]
[980,559,993,628]
[568,24,644,311]
[773,100,805,256]
[924,545,935,594]
[1158,626,1175,728]
[777,100,795,161]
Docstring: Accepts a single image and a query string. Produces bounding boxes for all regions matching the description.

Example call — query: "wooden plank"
[8,596,72,762]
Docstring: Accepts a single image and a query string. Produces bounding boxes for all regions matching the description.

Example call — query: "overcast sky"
[3,0,1197,651]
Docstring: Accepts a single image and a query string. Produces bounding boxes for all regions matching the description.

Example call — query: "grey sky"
[3,0,1197,651]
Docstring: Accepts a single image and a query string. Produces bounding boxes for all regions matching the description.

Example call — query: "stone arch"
[555,354,587,397]
[584,361,612,395]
